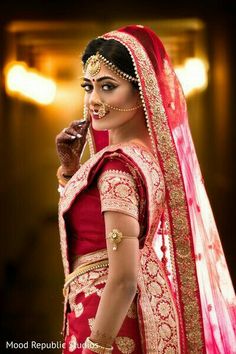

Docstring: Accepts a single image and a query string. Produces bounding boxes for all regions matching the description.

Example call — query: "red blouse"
[64,158,147,259]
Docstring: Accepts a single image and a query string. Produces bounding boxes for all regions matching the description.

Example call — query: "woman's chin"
[91,119,109,131]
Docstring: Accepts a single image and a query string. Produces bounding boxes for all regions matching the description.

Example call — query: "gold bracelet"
[106,229,137,251]
[84,337,113,353]
[56,166,73,186]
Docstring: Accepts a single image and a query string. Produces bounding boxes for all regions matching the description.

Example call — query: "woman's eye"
[81,83,93,92]
[80,82,117,92]
[102,83,117,91]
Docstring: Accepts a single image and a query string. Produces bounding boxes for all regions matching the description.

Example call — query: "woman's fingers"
[57,129,81,142]
[70,120,90,134]
[61,120,90,140]
[55,120,90,146]
[56,131,77,145]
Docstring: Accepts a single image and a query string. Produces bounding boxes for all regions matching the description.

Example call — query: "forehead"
[84,63,123,82]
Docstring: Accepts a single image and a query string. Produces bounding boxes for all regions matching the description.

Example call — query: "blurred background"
[0,0,235,352]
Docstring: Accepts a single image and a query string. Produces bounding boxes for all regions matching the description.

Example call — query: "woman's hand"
[55,119,90,175]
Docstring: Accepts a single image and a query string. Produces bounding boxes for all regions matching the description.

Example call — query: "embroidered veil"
[85,25,236,353]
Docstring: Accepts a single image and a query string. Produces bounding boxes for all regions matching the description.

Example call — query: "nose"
[89,88,102,112]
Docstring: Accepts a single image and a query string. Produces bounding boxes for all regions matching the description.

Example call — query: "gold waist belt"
[63,258,109,297]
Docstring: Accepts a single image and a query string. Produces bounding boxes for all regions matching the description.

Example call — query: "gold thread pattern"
[59,143,166,340]
[115,337,136,353]
[102,30,205,352]
[98,170,139,220]
[127,300,138,319]
[137,244,180,352]
[68,335,78,352]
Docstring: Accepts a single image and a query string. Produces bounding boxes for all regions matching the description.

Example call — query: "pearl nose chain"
[105,102,143,112]
[97,102,143,119]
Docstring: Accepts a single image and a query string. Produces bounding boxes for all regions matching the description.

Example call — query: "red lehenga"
[58,25,236,354]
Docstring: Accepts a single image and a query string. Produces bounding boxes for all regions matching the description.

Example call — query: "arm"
[82,159,141,352]
[89,211,140,348]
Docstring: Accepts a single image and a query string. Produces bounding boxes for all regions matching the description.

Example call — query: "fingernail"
[77,133,82,138]
[71,135,76,139]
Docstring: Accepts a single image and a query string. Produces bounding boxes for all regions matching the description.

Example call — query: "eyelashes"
[80,83,93,92]
[80,82,118,92]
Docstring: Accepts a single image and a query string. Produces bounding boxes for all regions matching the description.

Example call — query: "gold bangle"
[106,229,137,251]
[84,337,113,353]
[56,166,72,186]
[58,178,67,187]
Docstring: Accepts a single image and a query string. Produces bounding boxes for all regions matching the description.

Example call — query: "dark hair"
[82,38,138,89]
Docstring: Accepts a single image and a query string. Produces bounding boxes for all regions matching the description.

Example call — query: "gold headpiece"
[84,54,102,77]
[83,52,138,82]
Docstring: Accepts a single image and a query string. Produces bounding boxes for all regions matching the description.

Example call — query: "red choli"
[64,158,147,258]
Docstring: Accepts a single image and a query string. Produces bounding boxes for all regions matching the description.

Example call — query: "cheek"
[109,87,137,105]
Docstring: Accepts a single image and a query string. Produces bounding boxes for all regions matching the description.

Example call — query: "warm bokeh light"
[5,62,57,105]
[175,58,208,96]
[5,57,207,105]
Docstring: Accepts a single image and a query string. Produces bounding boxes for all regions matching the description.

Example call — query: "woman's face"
[82,63,141,131]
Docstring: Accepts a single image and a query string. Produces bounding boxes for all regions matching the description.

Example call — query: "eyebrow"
[82,76,118,83]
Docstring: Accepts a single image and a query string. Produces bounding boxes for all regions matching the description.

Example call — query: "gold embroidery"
[127,300,138,319]
[73,302,84,318]
[163,345,178,354]
[148,281,163,297]
[158,301,172,319]
[101,30,204,351]
[67,254,109,315]
[137,244,179,353]
[69,267,107,301]
[146,260,158,276]
[68,335,78,352]
[88,317,95,331]
[59,143,167,345]
[115,337,135,354]
[159,322,172,340]
[98,170,139,220]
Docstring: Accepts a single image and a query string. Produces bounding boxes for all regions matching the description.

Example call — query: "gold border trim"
[102,30,205,352]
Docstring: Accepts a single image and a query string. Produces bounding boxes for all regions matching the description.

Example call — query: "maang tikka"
[83,52,138,82]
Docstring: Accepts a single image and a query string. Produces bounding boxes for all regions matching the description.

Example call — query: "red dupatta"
[86,25,236,353]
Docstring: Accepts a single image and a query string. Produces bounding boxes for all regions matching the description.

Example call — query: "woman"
[56,25,236,353]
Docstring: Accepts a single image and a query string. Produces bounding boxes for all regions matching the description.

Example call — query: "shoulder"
[97,154,139,200]
[96,151,141,220]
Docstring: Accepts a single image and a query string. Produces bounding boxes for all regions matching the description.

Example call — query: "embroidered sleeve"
[97,170,139,220]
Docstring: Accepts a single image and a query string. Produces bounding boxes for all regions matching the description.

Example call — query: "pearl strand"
[105,102,143,112]
[97,53,138,82]
[121,40,157,157]
[84,104,95,156]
